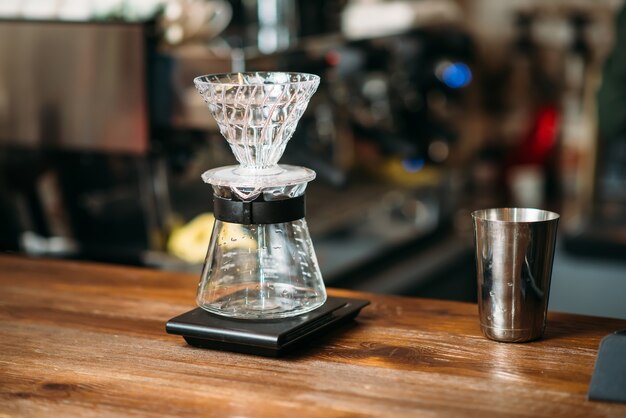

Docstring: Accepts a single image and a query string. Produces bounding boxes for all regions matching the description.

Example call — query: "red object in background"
[325,50,341,67]
[510,105,561,166]
[502,104,561,204]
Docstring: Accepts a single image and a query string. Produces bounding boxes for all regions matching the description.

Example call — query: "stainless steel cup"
[472,208,560,342]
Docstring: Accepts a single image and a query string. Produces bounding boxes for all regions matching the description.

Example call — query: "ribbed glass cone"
[194,72,320,170]
[196,218,327,319]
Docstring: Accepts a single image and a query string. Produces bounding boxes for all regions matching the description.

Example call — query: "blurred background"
[1,0,626,318]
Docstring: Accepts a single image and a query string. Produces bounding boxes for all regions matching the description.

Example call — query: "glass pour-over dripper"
[193,72,326,319]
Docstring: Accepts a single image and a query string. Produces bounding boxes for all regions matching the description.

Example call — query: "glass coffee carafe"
[193,72,327,320]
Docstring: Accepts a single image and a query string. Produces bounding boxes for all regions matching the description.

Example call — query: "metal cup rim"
[471,207,560,223]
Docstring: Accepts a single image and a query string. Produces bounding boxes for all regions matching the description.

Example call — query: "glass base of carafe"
[198,283,326,320]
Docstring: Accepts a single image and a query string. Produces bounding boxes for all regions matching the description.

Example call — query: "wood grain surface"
[1,254,625,417]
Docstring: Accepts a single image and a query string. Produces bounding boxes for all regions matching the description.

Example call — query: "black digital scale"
[166,296,369,357]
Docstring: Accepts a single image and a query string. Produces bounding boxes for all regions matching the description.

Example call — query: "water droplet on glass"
[507,282,513,287]
[489,291,495,297]
[230,237,237,242]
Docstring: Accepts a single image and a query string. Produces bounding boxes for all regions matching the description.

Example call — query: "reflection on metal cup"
[472,208,560,342]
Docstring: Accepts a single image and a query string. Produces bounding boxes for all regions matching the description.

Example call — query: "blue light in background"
[401,157,425,173]
[441,62,472,89]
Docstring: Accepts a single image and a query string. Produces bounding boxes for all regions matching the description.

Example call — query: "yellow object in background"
[167,212,257,263]
[375,158,441,187]
[167,213,216,263]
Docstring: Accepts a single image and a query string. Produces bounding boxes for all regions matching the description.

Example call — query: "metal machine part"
[0,20,149,153]
[0,20,169,262]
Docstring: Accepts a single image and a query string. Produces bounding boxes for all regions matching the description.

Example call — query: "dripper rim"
[193,71,320,88]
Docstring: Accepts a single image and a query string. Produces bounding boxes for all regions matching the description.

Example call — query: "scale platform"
[166,296,369,357]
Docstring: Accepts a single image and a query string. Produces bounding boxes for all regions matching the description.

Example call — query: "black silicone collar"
[213,194,305,225]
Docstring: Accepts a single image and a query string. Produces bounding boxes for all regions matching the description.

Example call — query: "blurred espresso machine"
[0,0,476,289]
[0,19,170,263]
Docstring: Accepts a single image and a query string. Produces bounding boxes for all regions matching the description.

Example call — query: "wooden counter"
[1,255,625,417]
